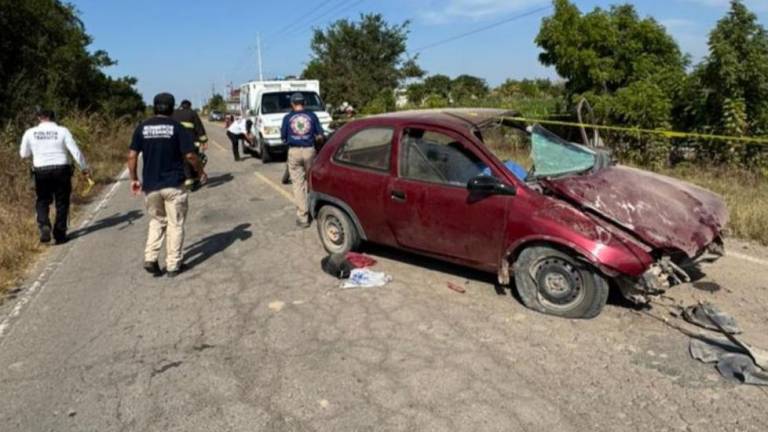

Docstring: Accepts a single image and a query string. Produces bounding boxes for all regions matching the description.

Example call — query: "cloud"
[421,0,549,24]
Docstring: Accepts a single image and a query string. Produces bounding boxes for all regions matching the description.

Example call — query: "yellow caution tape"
[502,116,768,145]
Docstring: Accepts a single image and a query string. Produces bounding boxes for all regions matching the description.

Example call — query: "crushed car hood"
[544,166,729,258]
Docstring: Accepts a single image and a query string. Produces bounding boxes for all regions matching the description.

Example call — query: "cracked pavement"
[1,123,767,431]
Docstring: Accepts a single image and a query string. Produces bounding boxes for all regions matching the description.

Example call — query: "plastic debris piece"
[716,353,768,386]
[346,252,377,268]
[446,282,466,294]
[682,302,741,334]
[341,269,392,289]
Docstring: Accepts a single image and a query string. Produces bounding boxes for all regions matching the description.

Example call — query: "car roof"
[364,108,519,131]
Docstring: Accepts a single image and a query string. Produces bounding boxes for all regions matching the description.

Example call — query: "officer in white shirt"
[226,117,253,161]
[19,109,91,244]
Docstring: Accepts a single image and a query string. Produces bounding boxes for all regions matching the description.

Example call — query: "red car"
[309,109,728,318]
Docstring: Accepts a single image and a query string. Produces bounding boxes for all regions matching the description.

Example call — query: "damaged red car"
[309,109,728,319]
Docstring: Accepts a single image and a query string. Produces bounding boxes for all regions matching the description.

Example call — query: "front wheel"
[513,246,609,319]
[260,135,273,164]
[316,205,360,255]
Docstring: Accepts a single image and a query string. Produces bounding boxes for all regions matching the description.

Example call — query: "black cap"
[290,92,305,104]
[180,99,192,108]
[153,92,175,115]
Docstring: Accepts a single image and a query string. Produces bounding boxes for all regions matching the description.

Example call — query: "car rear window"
[335,127,394,171]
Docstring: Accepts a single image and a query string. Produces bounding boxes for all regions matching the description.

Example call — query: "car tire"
[316,205,360,255]
[260,135,273,164]
[513,245,609,319]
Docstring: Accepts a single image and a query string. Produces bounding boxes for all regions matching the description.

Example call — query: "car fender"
[309,192,368,241]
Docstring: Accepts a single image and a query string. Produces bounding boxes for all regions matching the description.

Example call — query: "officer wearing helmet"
[172,100,208,191]
[127,93,207,277]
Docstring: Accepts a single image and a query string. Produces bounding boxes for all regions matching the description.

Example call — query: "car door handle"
[391,190,406,202]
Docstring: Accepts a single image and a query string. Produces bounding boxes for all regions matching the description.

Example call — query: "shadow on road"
[184,223,252,269]
[205,173,234,189]
[68,210,143,240]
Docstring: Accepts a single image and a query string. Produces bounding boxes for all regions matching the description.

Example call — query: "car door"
[385,125,510,270]
[324,125,398,246]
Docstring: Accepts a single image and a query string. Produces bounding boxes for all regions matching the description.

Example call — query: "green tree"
[0,0,143,120]
[205,94,227,113]
[691,0,768,136]
[536,0,686,97]
[451,75,489,103]
[422,74,452,100]
[302,13,424,110]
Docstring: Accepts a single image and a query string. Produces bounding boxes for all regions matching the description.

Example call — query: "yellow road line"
[254,172,295,204]
[210,139,226,152]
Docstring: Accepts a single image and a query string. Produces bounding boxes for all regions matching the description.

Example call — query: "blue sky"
[70,0,767,104]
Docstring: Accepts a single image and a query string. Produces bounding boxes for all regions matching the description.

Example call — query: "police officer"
[127,93,207,277]
[19,108,91,244]
[172,100,208,190]
[281,93,324,228]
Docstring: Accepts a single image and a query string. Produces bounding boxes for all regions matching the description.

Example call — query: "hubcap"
[324,216,345,246]
[534,257,584,309]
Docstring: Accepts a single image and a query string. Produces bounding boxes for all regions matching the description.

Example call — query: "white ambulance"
[239,80,332,162]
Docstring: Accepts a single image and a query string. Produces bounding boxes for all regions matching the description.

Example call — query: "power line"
[411,5,552,54]
[266,0,338,39]
[267,0,354,41]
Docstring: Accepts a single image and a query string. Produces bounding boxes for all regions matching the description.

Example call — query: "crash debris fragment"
[341,269,392,289]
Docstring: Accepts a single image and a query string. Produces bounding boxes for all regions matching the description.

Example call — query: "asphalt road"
[1,122,767,432]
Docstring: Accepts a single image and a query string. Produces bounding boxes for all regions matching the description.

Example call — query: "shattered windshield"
[530,125,596,177]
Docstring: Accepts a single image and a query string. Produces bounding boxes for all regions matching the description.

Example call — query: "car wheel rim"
[533,257,585,309]
[324,215,345,247]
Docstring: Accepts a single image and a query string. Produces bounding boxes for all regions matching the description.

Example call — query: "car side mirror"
[467,175,516,196]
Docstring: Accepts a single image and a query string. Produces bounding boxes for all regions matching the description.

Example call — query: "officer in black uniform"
[172,100,208,190]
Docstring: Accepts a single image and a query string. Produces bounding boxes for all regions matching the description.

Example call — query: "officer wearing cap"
[19,108,91,244]
[281,92,324,228]
[127,93,207,277]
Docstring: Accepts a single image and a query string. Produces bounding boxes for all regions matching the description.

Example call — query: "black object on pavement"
[321,254,353,279]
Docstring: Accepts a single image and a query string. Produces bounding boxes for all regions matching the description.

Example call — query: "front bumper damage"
[618,239,725,304]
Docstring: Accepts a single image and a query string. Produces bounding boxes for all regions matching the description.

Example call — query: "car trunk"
[543,165,728,258]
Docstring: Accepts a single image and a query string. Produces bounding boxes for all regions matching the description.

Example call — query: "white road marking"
[729,252,768,267]
[0,169,128,344]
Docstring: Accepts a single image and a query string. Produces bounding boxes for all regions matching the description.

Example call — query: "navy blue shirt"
[281,110,323,147]
[129,116,195,192]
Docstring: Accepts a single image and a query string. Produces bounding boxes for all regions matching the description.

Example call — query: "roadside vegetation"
[304,0,768,246]
[0,0,144,296]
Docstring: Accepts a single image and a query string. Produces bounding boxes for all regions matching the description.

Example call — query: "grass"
[0,113,136,297]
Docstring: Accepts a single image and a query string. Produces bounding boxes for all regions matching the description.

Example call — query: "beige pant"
[144,187,188,271]
[287,147,316,222]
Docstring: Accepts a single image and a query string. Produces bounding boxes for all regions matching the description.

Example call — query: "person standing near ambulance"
[281,93,324,228]
[226,117,254,162]
[127,93,207,277]
[19,108,91,244]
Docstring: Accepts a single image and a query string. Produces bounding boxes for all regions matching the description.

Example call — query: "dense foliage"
[302,13,424,112]
[0,0,144,121]
[535,0,768,168]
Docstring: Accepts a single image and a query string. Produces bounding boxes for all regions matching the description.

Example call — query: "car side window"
[334,127,394,171]
[400,128,486,186]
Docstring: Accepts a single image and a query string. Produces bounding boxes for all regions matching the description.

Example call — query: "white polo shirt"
[19,121,88,170]
[227,119,249,135]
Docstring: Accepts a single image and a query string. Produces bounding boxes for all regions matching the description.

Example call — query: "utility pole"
[257,33,264,82]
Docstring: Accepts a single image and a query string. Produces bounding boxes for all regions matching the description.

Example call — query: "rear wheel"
[513,245,609,319]
[316,205,360,255]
